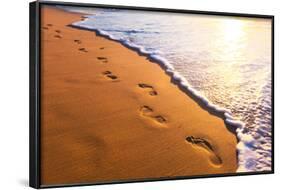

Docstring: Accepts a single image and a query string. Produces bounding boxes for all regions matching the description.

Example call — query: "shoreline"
[41,6,238,185]
[69,24,239,134]
[70,16,241,158]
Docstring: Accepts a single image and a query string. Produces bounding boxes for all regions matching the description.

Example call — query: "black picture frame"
[29,1,274,188]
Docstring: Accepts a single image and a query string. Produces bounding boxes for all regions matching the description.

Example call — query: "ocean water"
[60,6,272,172]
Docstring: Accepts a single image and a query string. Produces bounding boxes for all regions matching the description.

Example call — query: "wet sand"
[40,6,237,185]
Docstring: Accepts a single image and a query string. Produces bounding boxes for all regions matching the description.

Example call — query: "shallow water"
[60,6,272,172]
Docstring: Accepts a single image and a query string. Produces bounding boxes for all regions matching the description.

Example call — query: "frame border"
[30,1,41,188]
[29,1,274,189]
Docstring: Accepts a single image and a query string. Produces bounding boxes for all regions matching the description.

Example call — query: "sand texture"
[40,6,237,185]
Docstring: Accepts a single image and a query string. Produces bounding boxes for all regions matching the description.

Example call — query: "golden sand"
[40,6,237,185]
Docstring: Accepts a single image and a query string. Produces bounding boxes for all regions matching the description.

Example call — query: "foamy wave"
[70,17,268,173]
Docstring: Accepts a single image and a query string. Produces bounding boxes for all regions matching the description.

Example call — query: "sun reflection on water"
[221,19,245,42]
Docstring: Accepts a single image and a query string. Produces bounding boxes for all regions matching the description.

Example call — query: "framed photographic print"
[29,0,274,188]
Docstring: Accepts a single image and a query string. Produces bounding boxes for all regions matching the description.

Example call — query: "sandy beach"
[40,6,237,185]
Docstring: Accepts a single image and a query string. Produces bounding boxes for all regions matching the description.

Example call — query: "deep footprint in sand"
[186,136,222,166]
[97,56,108,63]
[43,26,48,30]
[138,83,158,96]
[55,30,61,34]
[100,47,105,50]
[102,71,118,81]
[139,105,167,124]
[78,48,88,52]
[74,39,82,44]
[47,24,53,27]
[54,35,62,39]
[154,115,167,123]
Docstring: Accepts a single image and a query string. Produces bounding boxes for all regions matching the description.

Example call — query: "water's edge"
[69,23,251,171]
[54,1,273,171]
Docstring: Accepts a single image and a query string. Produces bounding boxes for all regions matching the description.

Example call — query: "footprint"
[107,75,118,80]
[140,105,153,115]
[102,71,118,81]
[154,115,167,123]
[42,26,48,30]
[55,30,61,33]
[54,35,62,39]
[186,136,222,166]
[74,39,82,44]
[100,47,105,50]
[102,71,112,75]
[47,24,53,27]
[78,48,88,52]
[138,83,158,96]
[97,57,108,63]
[139,105,167,124]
